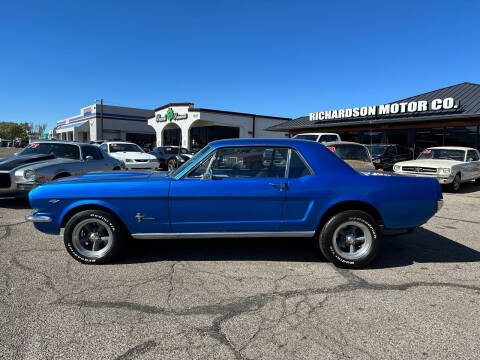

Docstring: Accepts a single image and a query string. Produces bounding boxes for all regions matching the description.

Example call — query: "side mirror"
[202,168,212,180]
[467,157,474,162]
[85,155,94,161]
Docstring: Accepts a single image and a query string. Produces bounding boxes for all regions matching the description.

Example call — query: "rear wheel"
[448,173,461,192]
[64,210,124,264]
[318,210,381,269]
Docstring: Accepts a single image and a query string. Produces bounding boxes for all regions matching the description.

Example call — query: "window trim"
[179,145,314,180]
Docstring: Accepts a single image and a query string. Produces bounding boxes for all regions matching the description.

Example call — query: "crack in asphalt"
[434,215,480,225]
[114,340,157,360]
[56,268,480,359]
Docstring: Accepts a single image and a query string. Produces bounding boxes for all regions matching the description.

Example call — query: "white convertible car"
[393,146,480,192]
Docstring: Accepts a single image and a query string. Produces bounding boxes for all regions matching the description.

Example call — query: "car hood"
[109,152,156,160]
[0,154,58,171]
[42,171,171,186]
[396,159,462,168]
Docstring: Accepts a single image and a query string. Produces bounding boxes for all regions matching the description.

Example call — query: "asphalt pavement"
[0,185,479,359]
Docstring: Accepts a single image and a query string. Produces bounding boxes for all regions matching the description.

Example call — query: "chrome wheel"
[71,218,113,259]
[167,159,177,171]
[332,221,372,260]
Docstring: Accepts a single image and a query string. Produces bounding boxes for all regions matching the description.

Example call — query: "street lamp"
[94,99,104,140]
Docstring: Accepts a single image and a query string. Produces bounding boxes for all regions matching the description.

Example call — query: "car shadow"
[443,182,480,194]
[0,197,31,210]
[117,228,480,268]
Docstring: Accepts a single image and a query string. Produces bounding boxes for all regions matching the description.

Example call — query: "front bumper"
[395,172,454,184]
[0,172,38,196]
[26,211,52,223]
[124,162,158,170]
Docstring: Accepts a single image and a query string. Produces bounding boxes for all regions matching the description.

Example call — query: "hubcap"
[332,221,373,260]
[72,219,113,258]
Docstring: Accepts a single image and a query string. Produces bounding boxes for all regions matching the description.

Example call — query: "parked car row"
[293,132,480,192]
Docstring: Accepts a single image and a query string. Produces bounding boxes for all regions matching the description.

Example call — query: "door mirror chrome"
[202,168,212,180]
[85,155,94,161]
[467,157,474,162]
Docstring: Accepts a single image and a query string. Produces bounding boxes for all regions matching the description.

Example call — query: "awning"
[56,120,89,132]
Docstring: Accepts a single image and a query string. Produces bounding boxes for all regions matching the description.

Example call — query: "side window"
[82,146,104,160]
[210,147,288,179]
[467,150,479,161]
[100,144,108,152]
[288,150,312,178]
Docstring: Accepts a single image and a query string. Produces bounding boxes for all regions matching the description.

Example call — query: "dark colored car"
[149,146,192,171]
[366,144,413,171]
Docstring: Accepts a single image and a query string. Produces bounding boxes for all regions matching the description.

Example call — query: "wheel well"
[113,166,121,170]
[60,204,129,233]
[316,201,383,234]
[53,172,71,180]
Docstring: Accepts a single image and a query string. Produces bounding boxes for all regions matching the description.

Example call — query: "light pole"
[94,99,104,140]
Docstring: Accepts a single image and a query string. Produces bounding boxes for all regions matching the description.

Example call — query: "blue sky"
[1,0,479,130]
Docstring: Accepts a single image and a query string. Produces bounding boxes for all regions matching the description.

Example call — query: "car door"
[169,146,288,233]
[466,150,480,180]
[82,145,114,172]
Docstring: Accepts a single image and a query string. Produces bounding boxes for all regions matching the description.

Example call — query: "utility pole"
[95,99,104,140]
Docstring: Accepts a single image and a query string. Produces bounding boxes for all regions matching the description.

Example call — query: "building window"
[444,126,478,149]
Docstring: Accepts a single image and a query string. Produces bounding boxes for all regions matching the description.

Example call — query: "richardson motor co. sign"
[309,97,460,121]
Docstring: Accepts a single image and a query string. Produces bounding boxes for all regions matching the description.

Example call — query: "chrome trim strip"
[132,231,315,240]
[25,214,52,223]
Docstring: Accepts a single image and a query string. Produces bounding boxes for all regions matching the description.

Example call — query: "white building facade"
[148,103,290,151]
[55,104,155,146]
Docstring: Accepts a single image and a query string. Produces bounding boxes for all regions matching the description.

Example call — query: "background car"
[149,146,192,171]
[366,144,413,171]
[27,138,442,269]
[0,140,124,196]
[99,141,159,170]
[324,141,375,170]
[393,146,480,192]
[293,133,341,143]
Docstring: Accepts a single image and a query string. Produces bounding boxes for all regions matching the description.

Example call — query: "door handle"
[269,182,287,191]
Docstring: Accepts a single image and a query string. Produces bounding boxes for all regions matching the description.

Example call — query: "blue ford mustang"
[26,139,443,268]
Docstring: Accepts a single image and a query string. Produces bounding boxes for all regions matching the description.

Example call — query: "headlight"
[393,165,400,172]
[23,169,36,181]
[125,159,133,163]
[441,168,451,174]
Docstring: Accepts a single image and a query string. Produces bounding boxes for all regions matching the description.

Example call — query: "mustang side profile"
[26,139,443,269]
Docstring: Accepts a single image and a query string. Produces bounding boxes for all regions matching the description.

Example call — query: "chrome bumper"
[25,212,52,223]
[396,172,454,184]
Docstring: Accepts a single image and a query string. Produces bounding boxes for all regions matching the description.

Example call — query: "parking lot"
[0,187,479,359]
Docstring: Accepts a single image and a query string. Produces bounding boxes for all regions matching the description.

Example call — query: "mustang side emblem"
[48,199,60,204]
[135,212,155,223]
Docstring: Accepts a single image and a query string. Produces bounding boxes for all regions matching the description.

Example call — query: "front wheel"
[448,173,461,193]
[64,210,124,264]
[318,210,381,269]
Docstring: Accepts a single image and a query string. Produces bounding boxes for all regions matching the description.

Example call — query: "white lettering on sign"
[309,98,460,121]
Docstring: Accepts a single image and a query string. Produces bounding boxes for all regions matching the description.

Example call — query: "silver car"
[0,140,124,197]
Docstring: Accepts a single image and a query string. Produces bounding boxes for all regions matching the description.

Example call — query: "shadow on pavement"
[445,182,480,195]
[117,227,480,268]
[0,197,31,210]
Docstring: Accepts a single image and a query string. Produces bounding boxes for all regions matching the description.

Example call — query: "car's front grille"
[135,159,148,162]
[402,166,437,173]
[0,173,11,188]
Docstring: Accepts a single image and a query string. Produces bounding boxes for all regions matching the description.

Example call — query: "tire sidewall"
[64,210,122,264]
[319,210,381,269]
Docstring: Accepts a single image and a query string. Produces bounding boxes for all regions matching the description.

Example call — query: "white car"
[99,142,159,170]
[393,146,480,192]
[293,133,341,143]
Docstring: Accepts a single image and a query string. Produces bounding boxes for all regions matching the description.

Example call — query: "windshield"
[327,144,371,162]
[109,143,144,153]
[294,134,318,141]
[417,148,465,161]
[366,145,389,157]
[171,145,212,177]
[18,143,80,160]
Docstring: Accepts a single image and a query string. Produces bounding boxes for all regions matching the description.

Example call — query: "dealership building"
[269,82,480,153]
[148,103,290,151]
[54,104,155,145]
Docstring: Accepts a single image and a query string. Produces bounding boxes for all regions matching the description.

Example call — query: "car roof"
[323,141,368,147]
[295,133,338,136]
[103,141,137,145]
[365,144,397,147]
[428,146,474,151]
[31,140,80,145]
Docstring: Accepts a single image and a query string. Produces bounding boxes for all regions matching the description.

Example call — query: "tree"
[0,122,28,140]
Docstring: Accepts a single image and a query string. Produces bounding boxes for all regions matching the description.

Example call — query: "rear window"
[327,144,371,162]
[318,135,339,142]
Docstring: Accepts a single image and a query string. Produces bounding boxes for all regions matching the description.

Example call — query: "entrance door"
[169,146,288,233]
